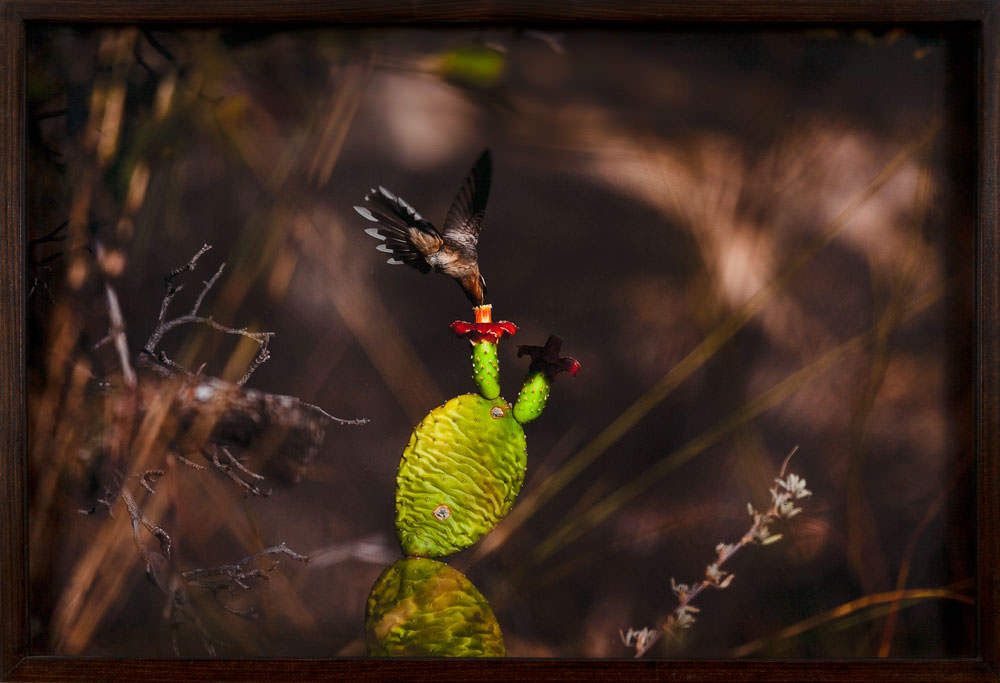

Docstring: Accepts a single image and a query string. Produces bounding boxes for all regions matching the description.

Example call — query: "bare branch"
[307,534,397,568]
[121,487,173,558]
[77,481,121,517]
[181,542,309,589]
[142,244,274,384]
[137,469,165,494]
[237,334,270,386]
[92,334,112,350]
[73,240,368,655]
[104,283,137,389]
[778,444,800,479]
[145,312,274,361]
[301,400,370,426]
[165,242,211,285]
[191,261,225,316]
[174,452,206,470]
[156,350,193,376]
[155,284,182,330]
[206,444,270,497]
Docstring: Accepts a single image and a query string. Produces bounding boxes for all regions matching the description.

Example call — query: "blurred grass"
[730,579,974,658]
[845,151,937,595]
[519,284,943,573]
[471,120,939,565]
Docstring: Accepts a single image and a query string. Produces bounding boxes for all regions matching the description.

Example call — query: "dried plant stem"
[300,400,368,426]
[206,444,269,497]
[120,486,172,562]
[730,579,974,658]
[52,391,175,652]
[165,242,212,284]
[181,542,309,590]
[101,283,137,388]
[625,447,811,658]
[876,462,969,656]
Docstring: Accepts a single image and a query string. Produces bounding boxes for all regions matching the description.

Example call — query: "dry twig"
[71,241,366,654]
[623,446,812,657]
[143,244,273,386]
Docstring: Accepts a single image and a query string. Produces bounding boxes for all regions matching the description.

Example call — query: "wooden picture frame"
[2,1,997,680]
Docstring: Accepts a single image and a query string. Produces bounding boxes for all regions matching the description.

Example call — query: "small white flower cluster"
[619,626,660,654]
[748,471,813,546]
[705,558,734,589]
[665,578,701,630]
[773,472,812,516]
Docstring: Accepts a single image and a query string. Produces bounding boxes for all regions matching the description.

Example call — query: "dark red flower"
[517,335,581,377]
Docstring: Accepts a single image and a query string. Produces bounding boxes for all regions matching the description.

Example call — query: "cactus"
[366,557,505,657]
[513,336,581,425]
[396,393,527,557]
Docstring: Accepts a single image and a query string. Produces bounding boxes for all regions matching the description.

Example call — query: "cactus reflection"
[365,557,504,657]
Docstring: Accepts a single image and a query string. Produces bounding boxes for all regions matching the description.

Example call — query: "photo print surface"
[26,25,976,658]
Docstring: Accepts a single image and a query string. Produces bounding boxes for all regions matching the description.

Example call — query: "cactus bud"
[512,369,551,424]
[471,340,501,399]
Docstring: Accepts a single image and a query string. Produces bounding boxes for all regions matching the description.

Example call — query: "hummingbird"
[354,149,492,306]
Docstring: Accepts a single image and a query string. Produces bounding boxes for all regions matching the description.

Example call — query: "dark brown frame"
[2,2,997,680]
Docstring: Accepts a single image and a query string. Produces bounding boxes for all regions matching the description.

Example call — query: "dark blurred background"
[26,24,976,658]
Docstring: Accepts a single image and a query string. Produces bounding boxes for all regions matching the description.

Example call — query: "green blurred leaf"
[432,45,506,87]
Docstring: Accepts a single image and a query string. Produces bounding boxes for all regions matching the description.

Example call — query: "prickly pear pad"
[365,557,505,657]
[396,393,527,558]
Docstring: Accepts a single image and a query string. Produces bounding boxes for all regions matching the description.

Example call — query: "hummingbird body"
[354,150,492,305]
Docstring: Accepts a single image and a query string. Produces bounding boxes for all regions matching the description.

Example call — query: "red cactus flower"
[450,320,518,343]
[450,303,517,343]
[518,335,581,377]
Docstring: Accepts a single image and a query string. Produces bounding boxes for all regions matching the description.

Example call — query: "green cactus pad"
[471,341,501,399]
[365,557,505,657]
[513,370,551,424]
[396,393,527,557]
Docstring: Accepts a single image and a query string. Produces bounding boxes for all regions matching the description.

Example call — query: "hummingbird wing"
[354,186,442,272]
[441,149,491,257]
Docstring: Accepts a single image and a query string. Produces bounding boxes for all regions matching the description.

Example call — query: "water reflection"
[365,557,504,657]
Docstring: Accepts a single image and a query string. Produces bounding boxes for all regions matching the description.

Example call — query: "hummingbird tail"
[354,186,438,273]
